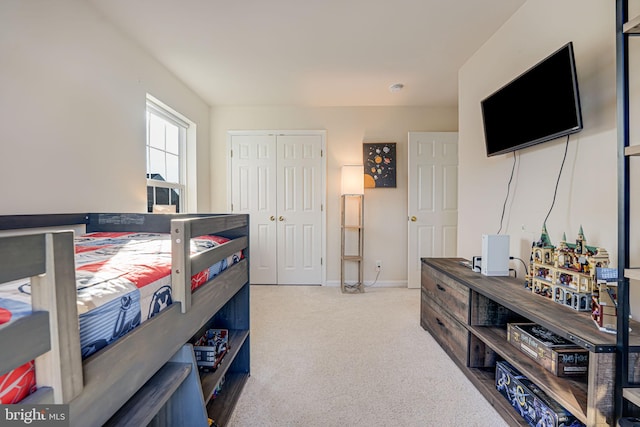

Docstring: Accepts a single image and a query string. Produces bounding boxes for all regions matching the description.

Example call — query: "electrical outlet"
[375,260,382,272]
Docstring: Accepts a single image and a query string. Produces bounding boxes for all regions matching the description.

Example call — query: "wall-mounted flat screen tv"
[481,42,583,157]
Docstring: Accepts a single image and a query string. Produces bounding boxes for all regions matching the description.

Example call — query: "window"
[146,97,189,213]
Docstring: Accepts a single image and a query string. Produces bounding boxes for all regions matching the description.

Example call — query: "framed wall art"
[363,142,396,188]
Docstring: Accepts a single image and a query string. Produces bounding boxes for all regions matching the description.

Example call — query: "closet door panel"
[231,135,277,284]
[276,135,322,284]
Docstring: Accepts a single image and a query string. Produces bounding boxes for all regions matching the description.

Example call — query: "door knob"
[410,216,417,222]
[270,215,275,221]
[278,216,285,221]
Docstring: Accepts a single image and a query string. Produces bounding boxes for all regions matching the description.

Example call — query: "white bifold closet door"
[230,132,324,285]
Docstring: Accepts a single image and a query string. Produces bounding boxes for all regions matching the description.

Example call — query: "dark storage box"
[496,360,584,427]
[507,323,588,377]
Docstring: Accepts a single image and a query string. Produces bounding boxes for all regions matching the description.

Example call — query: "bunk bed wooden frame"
[0,213,250,426]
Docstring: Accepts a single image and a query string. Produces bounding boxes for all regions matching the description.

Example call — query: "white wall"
[210,106,457,285]
[0,0,211,215]
[458,1,632,308]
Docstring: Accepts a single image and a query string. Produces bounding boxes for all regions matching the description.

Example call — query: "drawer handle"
[436,283,446,292]
[436,318,445,327]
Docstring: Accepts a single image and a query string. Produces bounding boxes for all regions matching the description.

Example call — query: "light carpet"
[227,285,508,427]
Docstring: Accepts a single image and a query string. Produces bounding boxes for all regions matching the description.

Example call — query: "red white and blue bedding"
[0,231,242,404]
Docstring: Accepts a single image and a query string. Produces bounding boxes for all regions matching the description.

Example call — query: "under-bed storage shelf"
[194,267,250,427]
[207,371,250,424]
[421,258,640,427]
[199,327,250,426]
[200,329,250,401]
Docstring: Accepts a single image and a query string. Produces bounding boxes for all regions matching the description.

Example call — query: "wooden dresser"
[421,257,640,427]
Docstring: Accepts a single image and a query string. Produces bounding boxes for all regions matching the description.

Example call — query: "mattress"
[0,231,242,403]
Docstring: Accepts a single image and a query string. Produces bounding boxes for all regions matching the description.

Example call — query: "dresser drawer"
[421,290,469,366]
[421,264,470,324]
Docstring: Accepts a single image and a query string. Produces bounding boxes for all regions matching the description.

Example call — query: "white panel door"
[407,132,458,288]
[230,132,324,285]
[230,134,278,284]
[276,135,323,284]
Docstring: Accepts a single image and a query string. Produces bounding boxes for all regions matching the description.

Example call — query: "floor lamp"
[340,165,364,293]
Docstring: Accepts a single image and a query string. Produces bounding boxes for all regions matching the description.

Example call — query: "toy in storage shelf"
[496,361,585,427]
[194,329,229,372]
[507,323,589,378]
[191,296,250,427]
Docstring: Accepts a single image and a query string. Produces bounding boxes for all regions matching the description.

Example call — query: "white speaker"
[481,234,510,276]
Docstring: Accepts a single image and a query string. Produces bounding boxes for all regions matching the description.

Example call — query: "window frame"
[145,97,189,213]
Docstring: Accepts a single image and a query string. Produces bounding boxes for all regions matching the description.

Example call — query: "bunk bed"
[0,213,250,426]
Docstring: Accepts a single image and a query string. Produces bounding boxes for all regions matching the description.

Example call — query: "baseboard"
[324,280,407,288]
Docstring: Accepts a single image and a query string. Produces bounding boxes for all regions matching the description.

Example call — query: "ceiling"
[87,0,525,107]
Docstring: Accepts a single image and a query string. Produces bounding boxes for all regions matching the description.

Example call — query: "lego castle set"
[526,226,618,332]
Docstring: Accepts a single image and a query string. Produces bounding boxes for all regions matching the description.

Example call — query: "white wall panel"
[457,0,618,304]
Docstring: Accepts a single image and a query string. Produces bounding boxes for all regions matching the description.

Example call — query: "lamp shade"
[341,165,364,195]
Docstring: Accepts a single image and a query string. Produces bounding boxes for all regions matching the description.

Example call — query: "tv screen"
[481,42,583,157]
